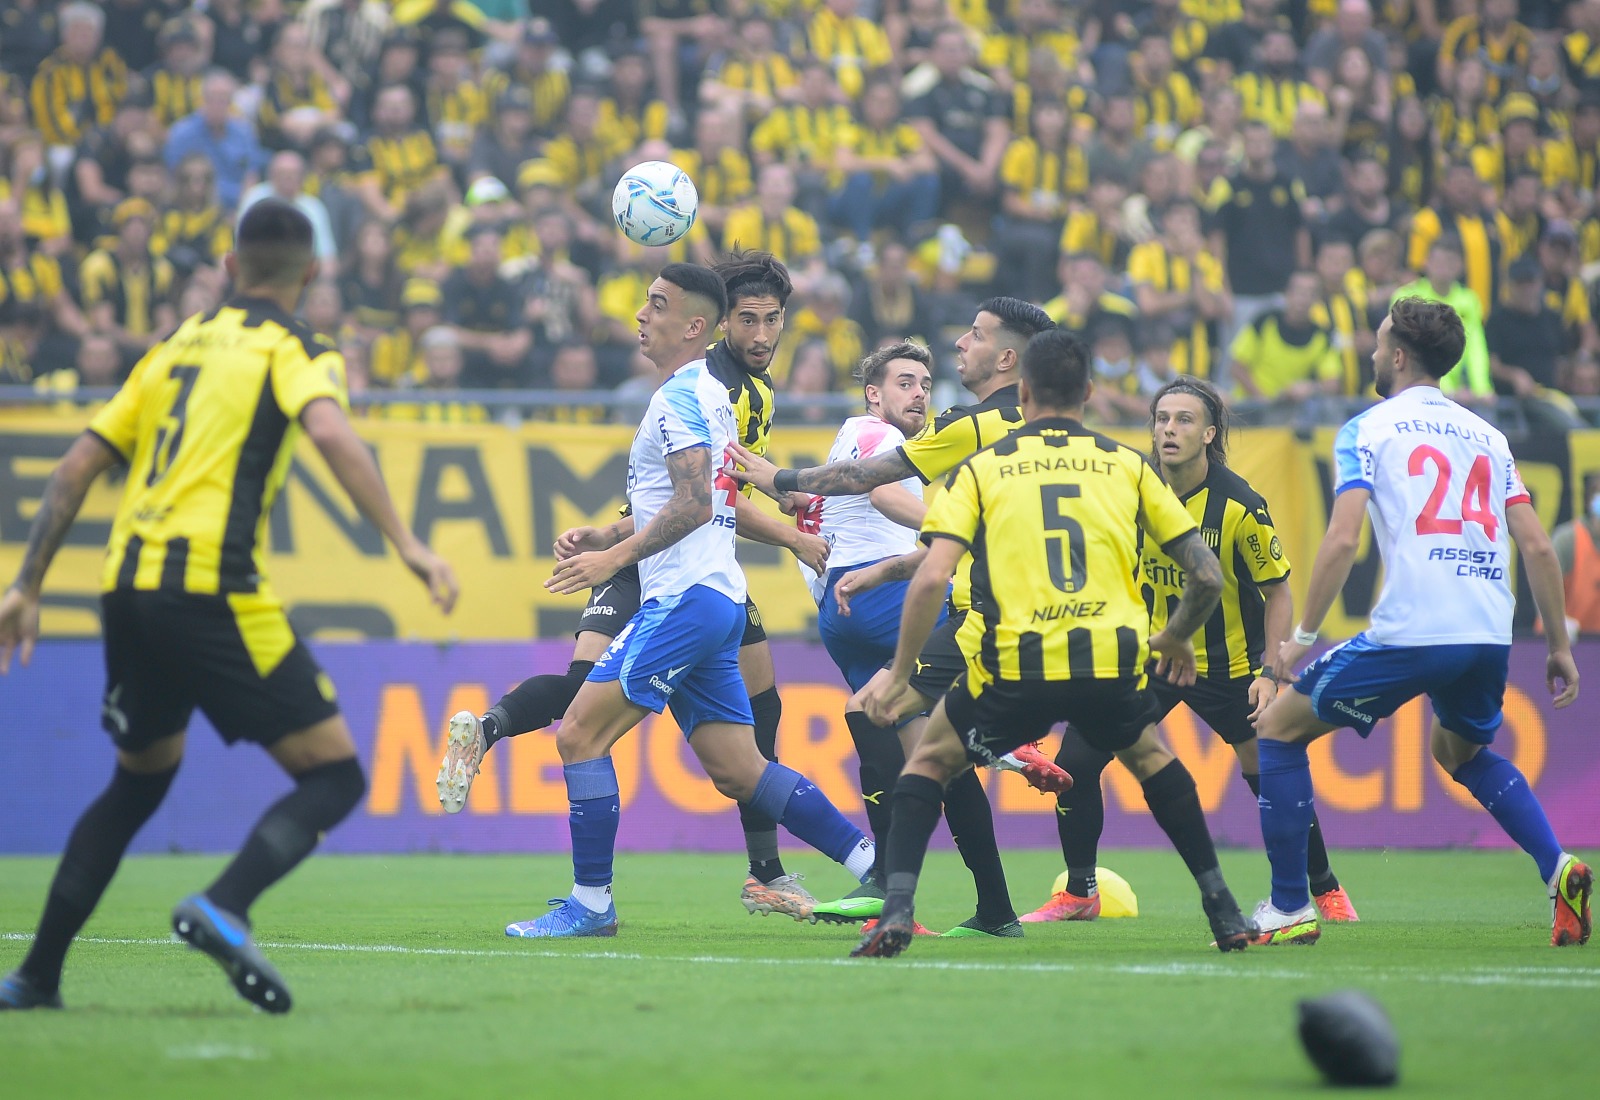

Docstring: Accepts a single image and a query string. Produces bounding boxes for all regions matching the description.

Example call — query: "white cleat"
[741,874,817,921]
[436,710,487,814]
[1248,897,1322,946]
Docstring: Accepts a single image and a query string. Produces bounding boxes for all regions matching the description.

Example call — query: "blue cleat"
[0,971,63,1010]
[172,894,293,1014]
[506,896,619,938]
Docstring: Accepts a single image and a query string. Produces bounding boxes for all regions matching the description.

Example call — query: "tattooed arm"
[1146,531,1223,688]
[729,440,917,498]
[545,445,714,595]
[833,546,929,616]
[0,432,122,671]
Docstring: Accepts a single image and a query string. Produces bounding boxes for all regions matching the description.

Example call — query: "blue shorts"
[587,584,754,735]
[817,562,948,693]
[1293,632,1510,743]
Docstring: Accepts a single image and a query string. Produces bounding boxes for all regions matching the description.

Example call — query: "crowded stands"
[1,0,1598,424]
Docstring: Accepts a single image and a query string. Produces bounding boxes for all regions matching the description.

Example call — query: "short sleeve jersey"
[922,418,1198,685]
[88,298,347,599]
[799,414,921,600]
[1332,385,1529,645]
[1142,463,1291,680]
[628,360,746,604]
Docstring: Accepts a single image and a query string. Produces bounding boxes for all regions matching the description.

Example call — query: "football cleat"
[850,899,916,958]
[940,915,1024,939]
[811,878,885,925]
[1248,898,1321,946]
[436,710,488,814]
[1551,857,1593,947]
[172,895,292,1014]
[0,971,62,1010]
[506,896,619,939]
[1019,889,1101,923]
[996,743,1073,795]
[1313,885,1360,922]
[862,917,938,936]
[741,874,815,921]
[1203,890,1254,952]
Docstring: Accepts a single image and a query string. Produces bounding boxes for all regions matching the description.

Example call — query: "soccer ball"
[612,161,699,246]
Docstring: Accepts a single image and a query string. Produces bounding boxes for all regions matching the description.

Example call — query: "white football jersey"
[1332,385,1529,645]
[628,361,747,604]
[798,414,923,602]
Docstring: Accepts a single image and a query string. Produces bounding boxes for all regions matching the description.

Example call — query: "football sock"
[749,762,874,878]
[1451,749,1563,882]
[564,757,621,891]
[18,763,176,993]
[943,769,1016,925]
[883,773,946,901]
[1054,728,1114,894]
[570,884,613,914]
[1244,770,1339,891]
[205,758,366,918]
[739,687,786,883]
[482,660,595,748]
[1140,760,1224,885]
[845,711,907,877]
[1257,739,1315,912]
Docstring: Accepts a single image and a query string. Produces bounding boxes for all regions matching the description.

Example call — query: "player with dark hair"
[497,263,877,938]
[0,199,459,1012]
[1252,297,1591,947]
[851,328,1255,958]
[735,298,1066,937]
[1027,376,1356,924]
[436,251,832,920]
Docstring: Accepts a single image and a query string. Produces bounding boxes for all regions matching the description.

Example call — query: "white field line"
[5,932,1598,990]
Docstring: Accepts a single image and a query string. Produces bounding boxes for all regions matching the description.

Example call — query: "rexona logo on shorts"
[649,676,676,696]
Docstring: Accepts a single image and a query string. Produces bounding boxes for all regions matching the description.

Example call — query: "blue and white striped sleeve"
[1332,414,1373,494]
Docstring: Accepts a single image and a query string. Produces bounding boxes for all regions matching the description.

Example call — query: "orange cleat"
[999,743,1073,795]
[862,917,938,936]
[1018,889,1101,923]
[1313,885,1360,922]
[1552,857,1593,947]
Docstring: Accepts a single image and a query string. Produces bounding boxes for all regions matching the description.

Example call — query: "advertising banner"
[3,641,1593,855]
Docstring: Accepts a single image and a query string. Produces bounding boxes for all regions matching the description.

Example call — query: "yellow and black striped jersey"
[670,147,755,209]
[980,27,1080,83]
[0,251,64,325]
[88,298,348,598]
[751,103,853,169]
[710,53,798,101]
[425,78,490,160]
[1232,72,1323,138]
[1060,209,1130,272]
[352,130,443,205]
[797,10,892,98]
[999,135,1089,202]
[148,65,203,127]
[1407,206,1500,319]
[1441,15,1532,98]
[721,205,821,261]
[1431,97,1500,155]
[154,206,233,268]
[483,67,569,134]
[705,338,775,466]
[543,132,623,193]
[923,417,1198,684]
[30,46,128,146]
[80,249,176,337]
[1310,288,1370,395]
[598,96,670,150]
[1141,462,1289,680]
[257,70,336,142]
[1009,82,1094,137]
[1136,71,1202,150]
[1126,241,1225,377]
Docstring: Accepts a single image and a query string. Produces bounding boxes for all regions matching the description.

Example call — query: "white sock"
[845,837,876,882]
[571,883,613,913]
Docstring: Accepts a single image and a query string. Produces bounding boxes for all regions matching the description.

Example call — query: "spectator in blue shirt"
[164,69,263,210]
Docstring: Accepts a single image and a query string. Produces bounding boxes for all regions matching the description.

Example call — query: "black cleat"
[851,899,916,958]
[172,895,293,1014]
[0,971,63,1010]
[1203,889,1254,952]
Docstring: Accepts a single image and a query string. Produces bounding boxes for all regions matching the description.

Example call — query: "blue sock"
[1451,750,1563,882]
[1258,739,1315,912]
[564,757,620,888]
[750,762,872,875]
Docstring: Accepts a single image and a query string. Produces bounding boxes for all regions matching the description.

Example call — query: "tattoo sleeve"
[795,449,916,495]
[618,446,714,565]
[1161,531,1224,641]
[875,546,929,582]
[12,434,118,594]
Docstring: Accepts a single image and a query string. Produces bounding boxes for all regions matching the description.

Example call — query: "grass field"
[1,848,1594,1098]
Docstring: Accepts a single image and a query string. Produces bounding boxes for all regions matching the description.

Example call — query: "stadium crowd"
[1,0,1599,424]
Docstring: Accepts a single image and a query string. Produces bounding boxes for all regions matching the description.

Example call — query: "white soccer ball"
[611,161,699,247]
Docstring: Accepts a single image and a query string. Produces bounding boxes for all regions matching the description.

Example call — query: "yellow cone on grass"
[1051,866,1138,918]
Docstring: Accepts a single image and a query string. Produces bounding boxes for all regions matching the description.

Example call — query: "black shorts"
[576,564,641,639]
[905,609,967,701]
[1149,673,1259,745]
[100,589,341,753]
[943,673,1160,765]
[578,563,767,648]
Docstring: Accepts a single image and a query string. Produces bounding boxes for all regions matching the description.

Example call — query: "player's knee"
[908,732,965,782]
[1116,726,1175,781]
[704,761,758,803]
[555,722,605,764]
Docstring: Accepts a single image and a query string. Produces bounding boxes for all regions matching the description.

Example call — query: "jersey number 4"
[147,363,200,488]
[1408,444,1498,541]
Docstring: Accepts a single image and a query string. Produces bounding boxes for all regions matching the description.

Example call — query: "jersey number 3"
[1408,444,1498,541]
[1041,484,1087,593]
